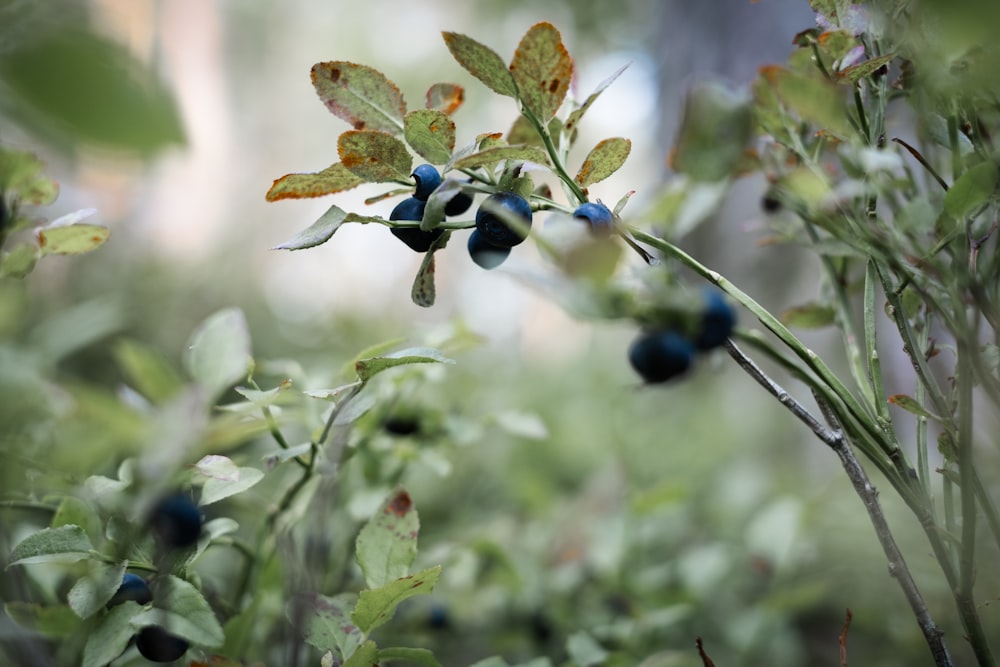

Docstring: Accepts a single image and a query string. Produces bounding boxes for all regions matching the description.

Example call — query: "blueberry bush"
[3,1,1000,666]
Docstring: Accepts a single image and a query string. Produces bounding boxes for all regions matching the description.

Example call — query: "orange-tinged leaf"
[338,130,413,182]
[425,83,464,115]
[311,61,406,134]
[403,109,455,165]
[509,22,573,122]
[575,137,631,187]
[266,162,364,201]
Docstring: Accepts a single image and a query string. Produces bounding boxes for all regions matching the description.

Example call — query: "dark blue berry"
[468,230,510,269]
[694,288,736,350]
[149,493,202,549]
[573,201,614,237]
[428,604,451,629]
[444,187,474,217]
[107,573,152,608]
[135,625,189,662]
[475,192,532,248]
[412,164,443,201]
[628,330,695,383]
[390,197,443,252]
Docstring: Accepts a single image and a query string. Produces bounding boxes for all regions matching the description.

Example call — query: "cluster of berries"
[629,289,736,383]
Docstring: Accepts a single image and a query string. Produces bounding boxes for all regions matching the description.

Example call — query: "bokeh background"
[3,1,994,665]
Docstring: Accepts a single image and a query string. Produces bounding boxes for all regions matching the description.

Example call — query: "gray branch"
[725,340,953,667]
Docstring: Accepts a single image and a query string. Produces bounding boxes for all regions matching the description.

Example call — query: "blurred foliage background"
[2,0,997,665]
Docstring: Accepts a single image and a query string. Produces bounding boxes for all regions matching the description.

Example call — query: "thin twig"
[840,608,852,667]
[725,340,953,667]
[695,637,716,667]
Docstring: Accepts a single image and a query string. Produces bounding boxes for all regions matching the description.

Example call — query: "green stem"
[522,107,587,205]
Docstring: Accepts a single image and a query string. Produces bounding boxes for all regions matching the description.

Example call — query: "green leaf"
[769,67,853,137]
[352,566,441,634]
[134,575,224,647]
[404,109,456,165]
[837,53,895,84]
[273,204,348,251]
[410,234,452,308]
[0,147,59,205]
[266,162,365,201]
[425,83,464,115]
[82,601,143,667]
[566,631,609,667]
[442,32,517,98]
[4,602,79,637]
[36,221,110,256]
[575,138,631,187]
[339,130,413,182]
[380,647,445,667]
[68,560,128,619]
[780,302,836,328]
[944,161,998,220]
[0,27,184,155]
[193,455,266,505]
[355,347,455,383]
[8,525,94,566]
[184,308,252,401]
[509,22,574,122]
[344,640,380,667]
[311,61,406,134]
[51,496,101,545]
[452,145,548,170]
[295,592,362,659]
[0,243,38,278]
[355,487,420,589]
[888,394,941,422]
[565,63,630,136]
[113,339,185,404]
[672,81,755,181]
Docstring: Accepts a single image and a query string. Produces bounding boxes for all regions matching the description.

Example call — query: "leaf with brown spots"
[404,109,455,165]
[452,145,548,170]
[338,130,413,183]
[509,22,574,122]
[426,82,464,115]
[294,592,361,661]
[575,137,631,187]
[442,32,517,98]
[351,566,441,634]
[311,61,406,135]
[36,223,110,256]
[266,162,365,201]
[355,487,421,589]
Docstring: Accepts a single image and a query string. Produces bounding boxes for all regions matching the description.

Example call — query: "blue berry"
[135,625,189,662]
[412,164,443,201]
[149,493,202,549]
[628,330,695,383]
[107,573,152,608]
[694,288,736,350]
[475,192,532,248]
[444,186,474,217]
[390,197,443,252]
[468,230,510,269]
[573,201,614,237]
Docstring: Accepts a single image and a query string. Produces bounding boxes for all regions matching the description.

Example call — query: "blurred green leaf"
[355,487,420,589]
[0,243,38,278]
[566,631,609,667]
[68,559,127,619]
[944,161,998,219]
[452,145,548,170]
[442,32,517,98]
[339,130,413,182]
[380,647,445,667]
[193,455,265,505]
[8,525,94,566]
[82,601,142,667]
[36,222,109,256]
[888,394,941,422]
[4,602,79,637]
[266,162,365,201]
[296,592,362,659]
[404,109,455,165]
[311,61,406,134]
[769,67,853,137]
[114,339,185,404]
[135,575,224,647]
[780,302,836,328]
[355,347,454,382]
[352,566,441,634]
[51,496,101,545]
[510,22,573,122]
[344,641,380,667]
[575,137,631,187]
[672,81,754,181]
[0,27,184,154]
[0,147,59,206]
[184,308,252,402]
[273,203,348,251]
